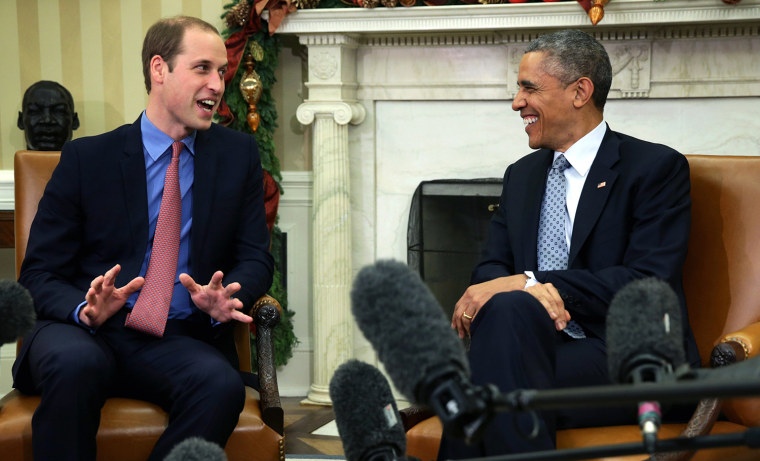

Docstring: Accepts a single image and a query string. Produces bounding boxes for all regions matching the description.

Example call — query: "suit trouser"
[438,290,637,459]
[22,309,245,461]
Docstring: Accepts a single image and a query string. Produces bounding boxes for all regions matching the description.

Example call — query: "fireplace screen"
[407,179,502,320]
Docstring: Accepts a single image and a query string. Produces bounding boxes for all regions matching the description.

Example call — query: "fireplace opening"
[407,179,502,320]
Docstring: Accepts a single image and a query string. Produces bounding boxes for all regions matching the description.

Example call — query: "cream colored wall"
[0,0,233,169]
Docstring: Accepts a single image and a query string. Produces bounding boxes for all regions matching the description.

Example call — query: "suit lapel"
[191,128,218,261]
[569,127,620,265]
[522,149,554,269]
[120,118,149,252]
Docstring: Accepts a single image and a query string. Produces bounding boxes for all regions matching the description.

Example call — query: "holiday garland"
[220,2,298,368]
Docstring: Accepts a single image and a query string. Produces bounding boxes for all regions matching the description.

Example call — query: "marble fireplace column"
[296,34,365,405]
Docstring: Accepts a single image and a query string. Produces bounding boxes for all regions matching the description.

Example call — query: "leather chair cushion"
[406,417,759,461]
[0,387,281,461]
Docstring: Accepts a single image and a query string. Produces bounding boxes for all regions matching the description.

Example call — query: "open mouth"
[523,116,538,126]
[197,99,216,112]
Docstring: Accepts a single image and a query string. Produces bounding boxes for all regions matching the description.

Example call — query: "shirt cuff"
[73,301,96,334]
[524,271,538,289]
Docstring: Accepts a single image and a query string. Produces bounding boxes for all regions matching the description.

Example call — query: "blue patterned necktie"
[537,154,586,339]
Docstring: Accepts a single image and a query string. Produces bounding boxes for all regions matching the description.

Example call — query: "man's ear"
[573,77,595,109]
[72,112,80,131]
[17,111,25,130]
[150,55,167,87]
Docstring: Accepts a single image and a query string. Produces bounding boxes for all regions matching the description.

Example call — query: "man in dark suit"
[442,29,700,457]
[12,16,273,461]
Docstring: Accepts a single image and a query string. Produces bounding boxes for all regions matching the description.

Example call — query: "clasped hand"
[79,265,250,328]
[451,274,570,338]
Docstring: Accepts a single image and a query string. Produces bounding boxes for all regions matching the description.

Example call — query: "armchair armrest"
[659,322,760,460]
[399,404,435,432]
[714,321,760,364]
[236,295,284,435]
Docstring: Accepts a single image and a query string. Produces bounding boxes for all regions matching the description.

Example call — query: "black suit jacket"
[473,126,700,365]
[13,117,274,384]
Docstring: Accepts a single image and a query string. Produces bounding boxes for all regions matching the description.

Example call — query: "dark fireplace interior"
[407,179,502,320]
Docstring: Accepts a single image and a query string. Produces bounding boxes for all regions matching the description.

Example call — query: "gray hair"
[525,29,612,111]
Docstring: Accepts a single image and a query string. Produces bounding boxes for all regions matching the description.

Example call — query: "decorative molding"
[297,101,367,126]
[277,0,760,35]
[298,33,361,47]
[281,171,314,207]
[0,170,14,211]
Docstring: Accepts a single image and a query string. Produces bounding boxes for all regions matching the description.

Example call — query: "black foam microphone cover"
[350,259,469,403]
[330,360,406,461]
[0,279,35,345]
[163,437,228,461]
[606,278,686,384]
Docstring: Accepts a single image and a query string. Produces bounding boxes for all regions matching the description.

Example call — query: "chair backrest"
[683,155,760,365]
[14,151,61,279]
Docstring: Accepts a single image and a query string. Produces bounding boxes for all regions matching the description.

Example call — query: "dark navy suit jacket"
[472,126,700,366]
[13,116,274,386]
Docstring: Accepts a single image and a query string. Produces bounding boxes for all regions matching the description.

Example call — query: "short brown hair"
[141,16,220,93]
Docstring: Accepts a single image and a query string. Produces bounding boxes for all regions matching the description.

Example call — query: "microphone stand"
[434,372,760,460]
[494,376,760,413]
[456,427,760,461]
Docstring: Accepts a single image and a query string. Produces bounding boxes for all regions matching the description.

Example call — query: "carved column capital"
[296,101,366,126]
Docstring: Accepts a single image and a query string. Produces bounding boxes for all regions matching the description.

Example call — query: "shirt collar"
[554,120,606,177]
[140,111,196,161]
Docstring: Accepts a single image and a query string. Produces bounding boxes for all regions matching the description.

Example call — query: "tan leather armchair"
[403,155,760,461]
[0,151,285,461]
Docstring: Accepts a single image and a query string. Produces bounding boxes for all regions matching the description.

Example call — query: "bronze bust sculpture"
[17,81,79,151]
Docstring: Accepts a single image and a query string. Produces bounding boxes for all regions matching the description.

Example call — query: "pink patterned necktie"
[125,141,183,337]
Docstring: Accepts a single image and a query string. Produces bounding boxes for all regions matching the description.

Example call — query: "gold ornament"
[381,0,398,7]
[225,1,251,29]
[239,44,264,133]
[588,0,610,26]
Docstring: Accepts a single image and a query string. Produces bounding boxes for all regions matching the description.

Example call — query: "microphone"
[0,279,35,345]
[351,260,492,442]
[329,360,406,461]
[163,437,227,461]
[606,277,686,453]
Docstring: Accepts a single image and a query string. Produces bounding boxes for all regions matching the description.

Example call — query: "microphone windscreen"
[330,360,405,461]
[163,437,227,461]
[350,260,469,402]
[0,280,35,344]
[606,278,685,383]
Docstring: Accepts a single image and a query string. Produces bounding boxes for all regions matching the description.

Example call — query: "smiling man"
[12,16,273,461]
[442,29,700,458]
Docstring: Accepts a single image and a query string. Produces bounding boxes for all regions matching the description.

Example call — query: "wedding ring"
[462,312,473,320]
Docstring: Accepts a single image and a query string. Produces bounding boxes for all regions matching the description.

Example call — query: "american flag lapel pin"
[597,181,606,189]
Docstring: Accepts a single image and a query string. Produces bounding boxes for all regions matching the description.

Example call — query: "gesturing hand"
[80,264,145,328]
[179,271,252,324]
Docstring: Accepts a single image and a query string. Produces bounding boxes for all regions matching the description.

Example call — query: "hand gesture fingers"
[80,265,143,328]
[181,272,251,324]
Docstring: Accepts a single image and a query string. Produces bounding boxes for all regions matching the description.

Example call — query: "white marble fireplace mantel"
[276,1,760,404]
[277,0,760,33]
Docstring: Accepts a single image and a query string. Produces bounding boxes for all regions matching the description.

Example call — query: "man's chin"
[29,140,66,151]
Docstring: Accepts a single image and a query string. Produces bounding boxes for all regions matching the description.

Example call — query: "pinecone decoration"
[295,0,321,8]
[225,1,251,29]
[381,0,398,7]
[361,0,379,7]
